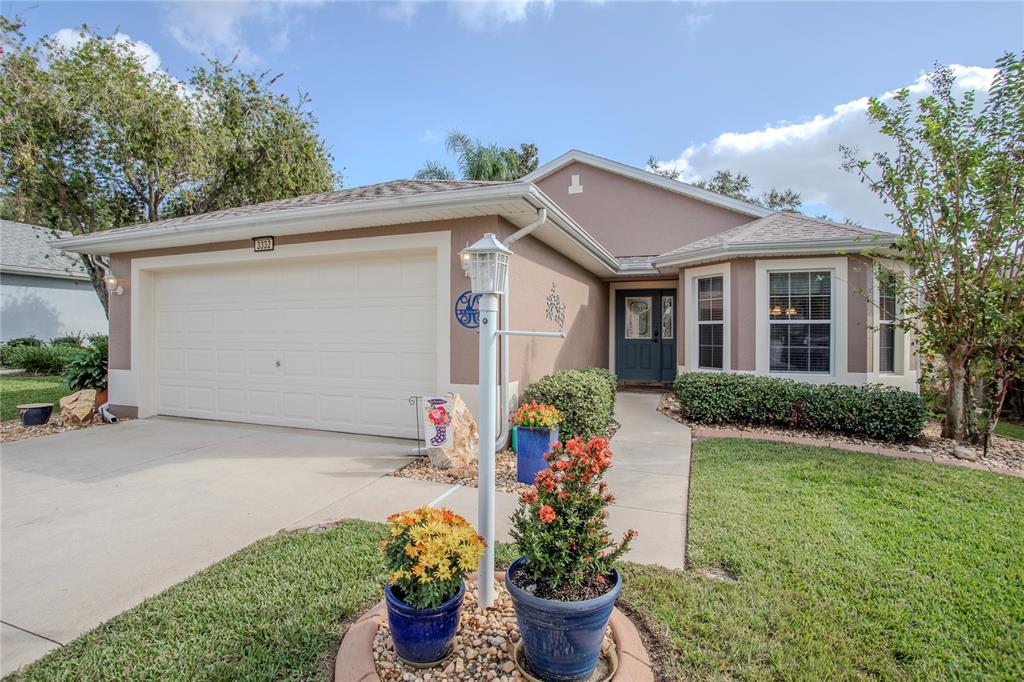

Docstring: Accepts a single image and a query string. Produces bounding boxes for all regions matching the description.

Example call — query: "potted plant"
[511,401,563,484]
[381,507,486,666]
[62,336,108,406]
[506,437,637,681]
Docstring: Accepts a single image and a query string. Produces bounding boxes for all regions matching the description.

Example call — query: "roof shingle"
[90,179,505,238]
[1,220,88,278]
[656,212,896,262]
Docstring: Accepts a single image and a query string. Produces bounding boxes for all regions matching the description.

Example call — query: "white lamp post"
[460,233,511,609]
[461,233,565,609]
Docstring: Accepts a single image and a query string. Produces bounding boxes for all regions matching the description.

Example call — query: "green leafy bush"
[49,334,84,347]
[63,337,109,391]
[522,367,616,440]
[0,336,41,366]
[580,367,618,401]
[673,372,927,442]
[6,344,77,375]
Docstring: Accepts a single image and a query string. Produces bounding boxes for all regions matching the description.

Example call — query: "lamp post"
[461,232,565,609]
[460,234,512,610]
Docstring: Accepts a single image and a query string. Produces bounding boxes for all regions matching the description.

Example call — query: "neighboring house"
[55,151,916,438]
[1,220,108,342]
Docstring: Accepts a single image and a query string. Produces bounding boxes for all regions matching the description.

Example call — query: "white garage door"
[154,250,437,438]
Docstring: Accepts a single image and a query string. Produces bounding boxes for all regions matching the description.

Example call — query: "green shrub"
[6,344,77,375]
[0,336,41,366]
[673,372,927,442]
[580,367,618,400]
[522,367,616,440]
[50,334,84,347]
[63,337,108,392]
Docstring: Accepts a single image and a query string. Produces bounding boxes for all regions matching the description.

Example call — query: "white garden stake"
[461,233,564,609]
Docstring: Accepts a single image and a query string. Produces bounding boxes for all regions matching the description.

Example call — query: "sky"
[4,0,1023,228]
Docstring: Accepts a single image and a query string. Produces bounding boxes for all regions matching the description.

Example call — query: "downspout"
[495,207,548,451]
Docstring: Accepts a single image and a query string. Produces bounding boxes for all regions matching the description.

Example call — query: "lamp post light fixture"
[104,275,124,296]
[460,233,511,610]
[460,233,563,609]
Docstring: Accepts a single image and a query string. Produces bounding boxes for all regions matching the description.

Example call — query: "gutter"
[651,236,899,269]
[495,208,548,451]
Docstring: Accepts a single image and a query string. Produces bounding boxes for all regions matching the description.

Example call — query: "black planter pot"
[18,403,53,426]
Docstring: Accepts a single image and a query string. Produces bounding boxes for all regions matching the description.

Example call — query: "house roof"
[1,220,90,280]
[86,180,505,239]
[652,212,898,268]
[521,150,773,220]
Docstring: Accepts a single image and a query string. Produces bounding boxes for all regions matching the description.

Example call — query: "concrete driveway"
[1,417,423,675]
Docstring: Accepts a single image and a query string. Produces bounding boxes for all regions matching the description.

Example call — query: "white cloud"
[654,65,997,228]
[50,28,162,72]
[162,1,319,66]
[448,0,554,31]
[419,129,443,144]
[379,1,421,25]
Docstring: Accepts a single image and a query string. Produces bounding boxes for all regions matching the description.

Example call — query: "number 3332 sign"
[423,396,453,449]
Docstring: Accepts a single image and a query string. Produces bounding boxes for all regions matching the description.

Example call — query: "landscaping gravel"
[391,420,621,493]
[0,412,117,443]
[658,393,1024,473]
[372,577,613,681]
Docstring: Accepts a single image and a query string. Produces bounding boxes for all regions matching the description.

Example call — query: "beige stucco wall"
[107,215,607,407]
[730,259,757,371]
[535,161,755,257]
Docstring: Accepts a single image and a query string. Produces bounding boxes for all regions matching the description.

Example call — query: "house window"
[769,271,831,373]
[879,278,897,373]
[662,295,674,340]
[625,296,652,339]
[697,276,724,369]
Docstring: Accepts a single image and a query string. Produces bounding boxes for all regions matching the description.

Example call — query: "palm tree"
[415,130,529,181]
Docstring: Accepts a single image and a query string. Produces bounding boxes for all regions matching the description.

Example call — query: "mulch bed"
[0,412,118,443]
[658,393,1024,474]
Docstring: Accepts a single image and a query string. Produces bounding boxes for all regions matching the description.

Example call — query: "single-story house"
[1,220,108,342]
[55,150,916,438]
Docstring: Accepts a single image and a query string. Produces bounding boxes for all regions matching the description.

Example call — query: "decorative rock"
[952,445,979,461]
[427,394,479,470]
[907,445,927,453]
[60,390,97,425]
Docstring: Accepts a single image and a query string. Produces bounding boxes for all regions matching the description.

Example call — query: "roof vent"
[568,174,583,195]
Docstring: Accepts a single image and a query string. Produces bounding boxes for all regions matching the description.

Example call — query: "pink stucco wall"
[535,161,755,257]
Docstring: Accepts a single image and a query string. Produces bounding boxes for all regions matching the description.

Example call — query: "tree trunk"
[81,254,110,319]
[944,354,967,441]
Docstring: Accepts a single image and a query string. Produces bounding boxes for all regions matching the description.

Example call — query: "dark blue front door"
[615,289,676,382]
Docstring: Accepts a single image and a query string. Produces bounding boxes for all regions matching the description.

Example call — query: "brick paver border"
[693,427,1024,479]
[334,572,655,682]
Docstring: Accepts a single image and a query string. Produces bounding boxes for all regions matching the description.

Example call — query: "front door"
[615,289,676,382]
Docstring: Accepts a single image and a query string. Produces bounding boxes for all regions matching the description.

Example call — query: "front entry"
[615,289,676,383]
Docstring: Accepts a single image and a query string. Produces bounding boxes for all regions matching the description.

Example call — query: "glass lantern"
[460,233,512,295]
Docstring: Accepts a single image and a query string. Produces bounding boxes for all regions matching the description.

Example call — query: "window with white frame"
[768,271,831,373]
[879,277,897,373]
[697,276,724,369]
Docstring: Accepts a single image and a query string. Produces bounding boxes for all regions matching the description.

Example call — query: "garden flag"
[423,396,453,449]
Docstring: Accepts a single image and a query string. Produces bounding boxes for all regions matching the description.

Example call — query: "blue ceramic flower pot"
[516,426,559,484]
[385,580,465,666]
[505,557,621,681]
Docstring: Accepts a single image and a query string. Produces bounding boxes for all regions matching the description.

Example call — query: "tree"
[1,20,338,314]
[645,158,803,212]
[841,54,1024,444]
[416,130,536,181]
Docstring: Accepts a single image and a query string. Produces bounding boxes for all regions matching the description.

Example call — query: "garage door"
[153,250,437,438]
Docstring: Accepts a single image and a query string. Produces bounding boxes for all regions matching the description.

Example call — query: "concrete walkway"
[296,391,693,570]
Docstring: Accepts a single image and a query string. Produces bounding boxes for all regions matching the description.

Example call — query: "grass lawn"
[0,375,69,421]
[7,441,1022,681]
[995,420,1024,440]
[626,439,1024,681]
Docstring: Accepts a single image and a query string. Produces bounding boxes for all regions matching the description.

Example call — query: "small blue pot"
[516,426,559,484]
[505,557,621,681]
[385,580,465,666]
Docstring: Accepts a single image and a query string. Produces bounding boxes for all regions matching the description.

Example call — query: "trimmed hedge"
[673,372,927,442]
[522,367,616,440]
[4,344,78,375]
